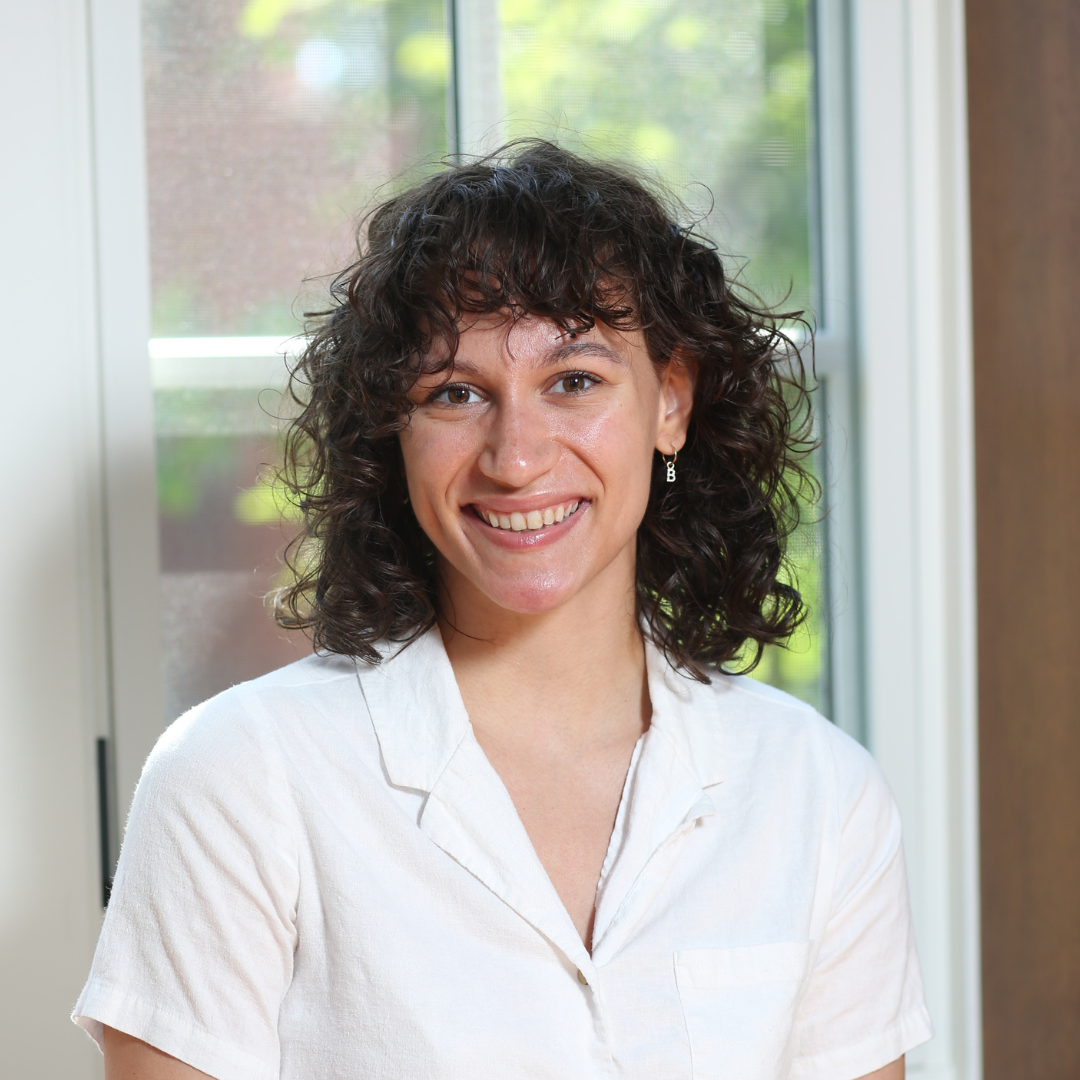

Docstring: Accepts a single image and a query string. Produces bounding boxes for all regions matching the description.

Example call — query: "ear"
[655,355,696,455]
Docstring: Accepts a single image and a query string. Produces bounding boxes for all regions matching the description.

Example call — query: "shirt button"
[577,969,588,985]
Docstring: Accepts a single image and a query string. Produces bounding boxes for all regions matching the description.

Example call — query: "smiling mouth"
[473,500,583,533]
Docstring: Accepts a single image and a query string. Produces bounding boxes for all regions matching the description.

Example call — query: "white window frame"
[88,0,163,866]
[87,1,981,1076]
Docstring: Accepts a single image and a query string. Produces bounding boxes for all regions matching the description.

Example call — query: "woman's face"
[399,313,694,618]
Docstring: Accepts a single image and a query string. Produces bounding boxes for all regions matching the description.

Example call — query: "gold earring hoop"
[665,450,677,483]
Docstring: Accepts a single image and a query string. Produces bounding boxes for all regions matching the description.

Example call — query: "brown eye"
[434,385,478,405]
[554,373,595,394]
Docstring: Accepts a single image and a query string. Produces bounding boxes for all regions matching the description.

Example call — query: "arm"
[858,1056,904,1080]
[78,704,297,1078]
[103,1026,216,1080]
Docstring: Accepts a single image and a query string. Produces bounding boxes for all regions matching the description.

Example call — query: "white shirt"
[74,627,932,1080]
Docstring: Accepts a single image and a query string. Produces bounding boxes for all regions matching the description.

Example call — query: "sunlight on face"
[398,313,691,619]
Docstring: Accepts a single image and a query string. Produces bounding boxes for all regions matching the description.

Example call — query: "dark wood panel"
[967,1,1080,1076]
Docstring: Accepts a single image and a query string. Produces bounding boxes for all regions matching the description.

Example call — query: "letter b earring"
[665,450,678,483]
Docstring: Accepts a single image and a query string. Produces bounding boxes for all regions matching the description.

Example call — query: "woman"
[75,141,931,1079]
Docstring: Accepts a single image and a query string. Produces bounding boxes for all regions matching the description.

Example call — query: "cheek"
[558,398,659,501]
[399,420,476,503]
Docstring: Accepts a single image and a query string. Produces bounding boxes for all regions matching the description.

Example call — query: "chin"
[480,573,583,616]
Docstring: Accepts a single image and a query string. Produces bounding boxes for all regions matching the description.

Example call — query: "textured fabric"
[73,627,932,1080]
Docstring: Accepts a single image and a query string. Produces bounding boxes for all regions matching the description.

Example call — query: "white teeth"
[481,501,582,532]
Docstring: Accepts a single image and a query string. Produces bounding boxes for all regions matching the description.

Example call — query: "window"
[142,0,836,722]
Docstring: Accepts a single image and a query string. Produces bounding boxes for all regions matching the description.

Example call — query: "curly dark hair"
[276,139,816,680]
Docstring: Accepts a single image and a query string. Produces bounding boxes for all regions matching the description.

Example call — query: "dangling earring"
[665,450,678,483]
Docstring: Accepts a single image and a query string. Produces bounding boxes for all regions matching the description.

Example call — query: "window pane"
[144,0,450,337]
[479,0,814,314]
[143,0,450,720]
[154,366,303,722]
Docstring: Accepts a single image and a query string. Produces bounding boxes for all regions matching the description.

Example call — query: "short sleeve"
[73,695,299,1080]
[790,727,934,1080]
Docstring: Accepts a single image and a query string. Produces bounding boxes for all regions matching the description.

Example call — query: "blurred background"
[3,0,1079,1077]
[144,0,827,725]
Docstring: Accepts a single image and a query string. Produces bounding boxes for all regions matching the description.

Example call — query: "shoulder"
[697,672,894,828]
[136,652,364,806]
[704,671,861,759]
[689,674,905,921]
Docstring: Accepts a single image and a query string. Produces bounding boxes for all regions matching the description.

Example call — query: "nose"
[478,394,560,488]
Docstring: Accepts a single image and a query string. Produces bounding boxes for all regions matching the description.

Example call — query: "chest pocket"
[675,942,810,1080]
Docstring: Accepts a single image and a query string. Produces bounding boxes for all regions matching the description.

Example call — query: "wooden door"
[967,2,1080,1075]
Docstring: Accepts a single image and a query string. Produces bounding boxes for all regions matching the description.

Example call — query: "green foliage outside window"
[496,0,812,314]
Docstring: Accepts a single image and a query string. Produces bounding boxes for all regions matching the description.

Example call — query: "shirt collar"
[356,624,725,793]
[354,625,473,793]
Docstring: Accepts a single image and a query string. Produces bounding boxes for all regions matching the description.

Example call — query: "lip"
[463,500,589,549]
[469,494,588,516]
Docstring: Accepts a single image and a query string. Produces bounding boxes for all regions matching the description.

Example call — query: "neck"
[437,554,649,750]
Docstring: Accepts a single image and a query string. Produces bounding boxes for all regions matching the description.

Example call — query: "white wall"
[0,0,108,1075]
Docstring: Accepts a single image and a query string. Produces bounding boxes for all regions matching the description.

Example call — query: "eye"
[548,371,599,395]
[430,384,482,406]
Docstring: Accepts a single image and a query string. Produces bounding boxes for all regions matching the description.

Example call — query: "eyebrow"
[547,339,629,367]
[419,337,629,381]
